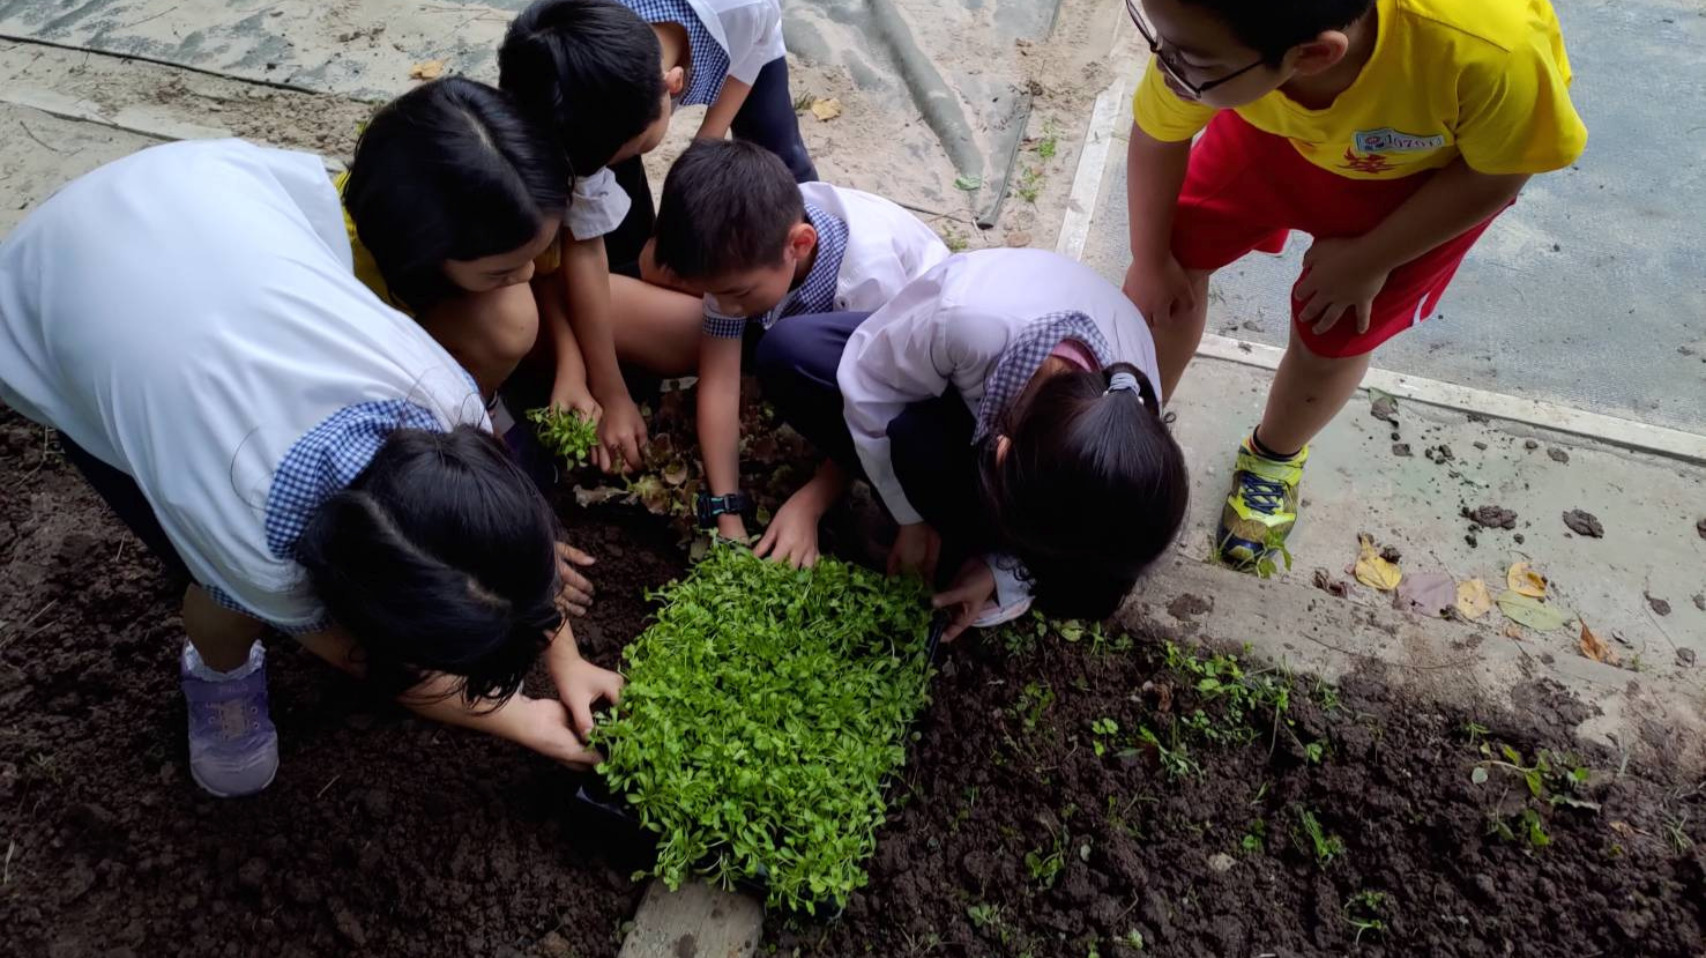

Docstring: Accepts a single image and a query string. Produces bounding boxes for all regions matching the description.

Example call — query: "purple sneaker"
[180,643,279,797]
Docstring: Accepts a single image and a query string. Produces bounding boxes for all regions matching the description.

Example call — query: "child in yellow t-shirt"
[1121,0,1586,570]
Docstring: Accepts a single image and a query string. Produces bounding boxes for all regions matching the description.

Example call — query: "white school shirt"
[570,0,790,241]
[836,249,1163,604]
[800,182,950,313]
[0,139,485,631]
[682,0,786,90]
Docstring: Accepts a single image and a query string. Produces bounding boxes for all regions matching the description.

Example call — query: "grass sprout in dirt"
[592,544,935,912]
[769,617,1706,956]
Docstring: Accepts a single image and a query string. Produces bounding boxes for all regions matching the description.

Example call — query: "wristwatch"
[695,491,754,529]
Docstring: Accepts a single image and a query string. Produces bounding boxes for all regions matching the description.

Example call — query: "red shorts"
[1172,111,1506,358]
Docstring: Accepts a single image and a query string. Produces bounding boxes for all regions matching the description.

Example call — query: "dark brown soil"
[0,410,669,958]
[1466,505,1519,530]
[769,630,1706,956]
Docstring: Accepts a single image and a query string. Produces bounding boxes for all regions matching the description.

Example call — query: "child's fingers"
[1312,302,1348,336]
[567,696,597,737]
[559,543,597,567]
[1356,299,1375,334]
[753,529,776,557]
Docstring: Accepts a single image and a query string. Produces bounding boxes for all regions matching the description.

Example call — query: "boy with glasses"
[1120,0,1586,570]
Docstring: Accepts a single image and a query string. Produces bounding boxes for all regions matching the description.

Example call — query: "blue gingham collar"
[263,400,444,559]
[624,0,731,107]
[763,202,847,327]
[973,311,1113,443]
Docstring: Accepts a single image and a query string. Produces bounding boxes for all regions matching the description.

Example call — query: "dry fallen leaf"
[409,59,445,80]
[1397,571,1455,617]
[1578,621,1619,665]
[1502,623,1525,640]
[1455,578,1493,621]
[1354,534,1402,592]
[1497,590,1570,632]
[809,97,843,122]
[1506,560,1548,598]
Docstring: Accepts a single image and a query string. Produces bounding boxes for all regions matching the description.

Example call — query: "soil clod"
[1548,446,1571,464]
[1370,395,1399,423]
[1562,509,1604,538]
[1646,593,1672,616]
[1466,505,1519,530]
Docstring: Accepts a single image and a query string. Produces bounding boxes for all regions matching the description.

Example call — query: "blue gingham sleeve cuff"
[702,303,750,339]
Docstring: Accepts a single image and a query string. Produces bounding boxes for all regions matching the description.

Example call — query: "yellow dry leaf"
[1354,534,1402,592]
[1507,560,1547,598]
[1455,578,1493,621]
[409,59,445,80]
[809,97,843,122]
[1578,621,1619,665]
[1502,623,1525,640]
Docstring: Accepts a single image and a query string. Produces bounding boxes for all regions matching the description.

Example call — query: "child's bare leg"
[182,583,264,671]
[1148,269,1212,400]
[419,283,541,399]
[609,275,705,377]
[1256,324,1371,454]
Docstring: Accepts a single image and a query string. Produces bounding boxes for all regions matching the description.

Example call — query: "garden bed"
[767,620,1706,956]
[0,411,666,958]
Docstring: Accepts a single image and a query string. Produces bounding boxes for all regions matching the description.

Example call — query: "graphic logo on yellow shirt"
[1352,128,1447,155]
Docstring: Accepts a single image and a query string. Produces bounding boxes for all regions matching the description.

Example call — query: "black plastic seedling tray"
[573,614,948,905]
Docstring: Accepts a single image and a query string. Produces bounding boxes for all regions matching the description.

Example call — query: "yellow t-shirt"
[1132,0,1587,180]
[332,171,562,316]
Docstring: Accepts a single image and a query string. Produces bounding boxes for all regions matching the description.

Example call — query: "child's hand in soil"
[753,492,823,570]
[1296,237,1392,336]
[593,393,648,473]
[555,542,597,616]
[888,522,941,580]
[510,696,607,769]
[933,558,996,642]
[551,656,625,742]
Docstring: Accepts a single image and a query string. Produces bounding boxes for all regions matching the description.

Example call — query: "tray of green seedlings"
[583,543,940,913]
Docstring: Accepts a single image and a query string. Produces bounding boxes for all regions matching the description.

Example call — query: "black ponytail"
[977,361,1189,620]
[295,425,561,705]
[343,77,570,314]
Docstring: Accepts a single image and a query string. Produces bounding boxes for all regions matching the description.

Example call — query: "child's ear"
[1288,31,1350,76]
[786,222,818,261]
[663,66,686,97]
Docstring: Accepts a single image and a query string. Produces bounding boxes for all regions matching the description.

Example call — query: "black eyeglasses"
[1125,0,1265,97]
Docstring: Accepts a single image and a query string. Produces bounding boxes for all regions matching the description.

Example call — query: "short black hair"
[499,0,665,174]
[1181,0,1374,64]
[343,77,569,313]
[295,425,562,706]
[651,140,805,280]
[977,362,1189,619]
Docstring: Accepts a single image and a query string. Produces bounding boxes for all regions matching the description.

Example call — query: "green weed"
[1014,682,1056,732]
[1024,834,1067,889]
[1294,807,1345,867]
[592,544,934,912]
[1090,717,1120,757]
[1344,890,1389,943]
[1014,166,1045,204]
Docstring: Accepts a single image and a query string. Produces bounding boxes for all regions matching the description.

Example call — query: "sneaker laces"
[1237,472,1288,516]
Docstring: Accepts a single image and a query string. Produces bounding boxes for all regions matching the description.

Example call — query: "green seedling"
[528,406,599,467]
[938,223,969,254]
[1024,836,1067,889]
[1239,819,1267,853]
[1014,166,1045,204]
[1344,890,1389,944]
[1090,717,1120,756]
[1014,682,1055,732]
[966,902,1004,930]
[1294,807,1345,867]
[1303,741,1327,764]
[592,544,934,913]
[1117,929,1146,951]
[1136,725,1201,779]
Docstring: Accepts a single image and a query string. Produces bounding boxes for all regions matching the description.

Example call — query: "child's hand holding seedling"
[529,406,601,468]
[933,557,997,642]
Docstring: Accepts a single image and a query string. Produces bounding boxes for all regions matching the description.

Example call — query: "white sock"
[182,641,265,682]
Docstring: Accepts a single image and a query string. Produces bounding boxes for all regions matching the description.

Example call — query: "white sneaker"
[180,643,279,798]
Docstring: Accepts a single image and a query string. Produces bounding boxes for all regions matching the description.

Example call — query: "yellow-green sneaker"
[1216,437,1308,572]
